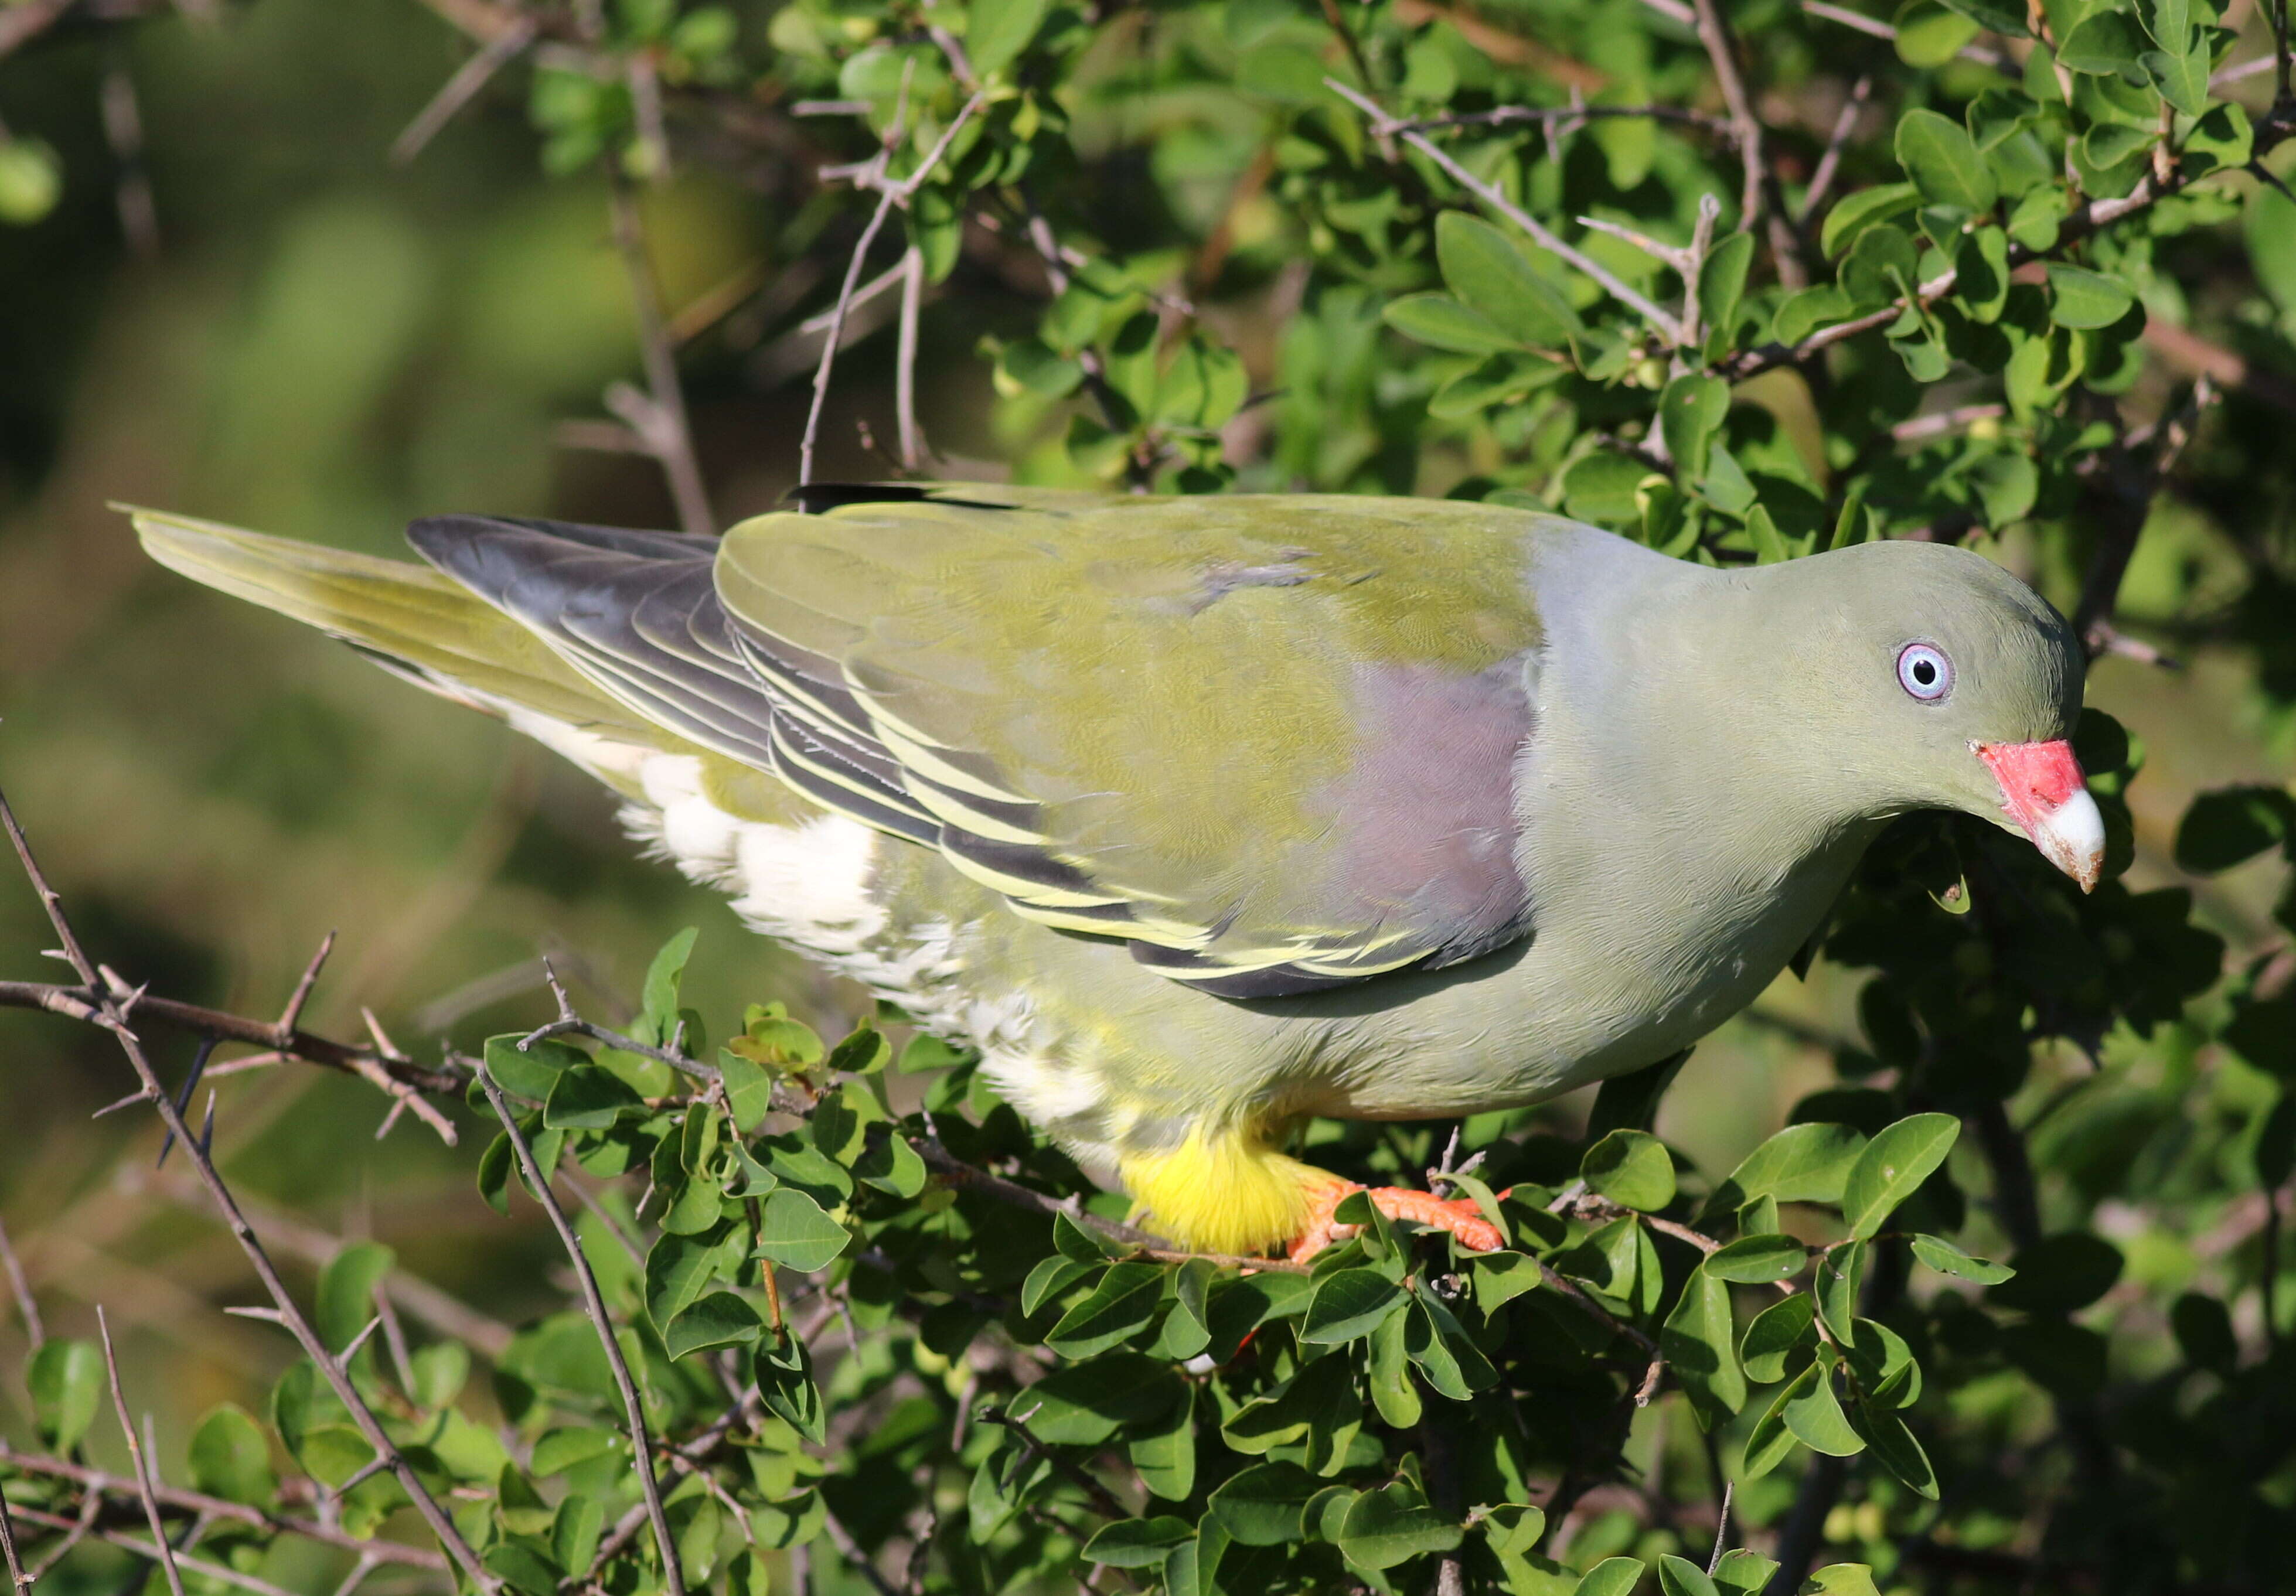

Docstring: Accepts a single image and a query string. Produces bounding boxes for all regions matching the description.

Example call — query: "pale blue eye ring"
[1897,642,1952,701]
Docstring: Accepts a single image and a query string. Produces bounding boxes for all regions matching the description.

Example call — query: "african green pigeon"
[132,488,2101,1258]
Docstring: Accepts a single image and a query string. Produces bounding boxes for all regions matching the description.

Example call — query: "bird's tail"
[128,507,675,793]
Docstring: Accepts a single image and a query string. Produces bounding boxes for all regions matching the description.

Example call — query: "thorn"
[373,1099,408,1141]
[326,1452,391,1501]
[360,1008,408,1063]
[156,1037,217,1169]
[278,930,335,1036]
[197,1092,215,1160]
[222,1305,287,1325]
[93,1089,155,1120]
[338,1314,384,1363]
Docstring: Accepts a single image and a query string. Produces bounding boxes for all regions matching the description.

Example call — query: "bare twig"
[820,1508,903,1596]
[0,1477,28,1596]
[1890,402,2007,442]
[1377,103,1729,137]
[0,781,498,1595]
[894,243,928,470]
[2073,376,2217,656]
[97,1308,186,1596]
[0,1215,42,1350]
[1800,73,1872,225]
[391,15,536,164]
[475,1067,685,1596]
[799,90,989,486]
[1324,79,1685,342]
[1799,0,2014,68]
[0,1453,447,1572]
[5,1505,301,1596]
[606,175,714,536]
[1690,0,1808,287]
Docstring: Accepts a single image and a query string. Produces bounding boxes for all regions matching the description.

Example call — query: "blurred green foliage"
[8,0,2296,1593]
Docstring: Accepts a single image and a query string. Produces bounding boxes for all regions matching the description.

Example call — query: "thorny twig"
[606,173,716,536]
[96,1308,185,1596]
[3,1506,299,1596]
[0,1215,42,1351]
[1326,79,1686,343]
[475,1066,686,1596]
[1689,0,1808,287]
[1800,73,1872,226]
[799,87,989,486]
[895,243,928,470]
[391,14,537,164]
[0,780,499,1595]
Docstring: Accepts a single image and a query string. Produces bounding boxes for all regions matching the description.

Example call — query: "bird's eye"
[1897,642,1952,701]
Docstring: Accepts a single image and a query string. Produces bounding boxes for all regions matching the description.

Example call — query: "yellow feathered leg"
[1120,1122,1505,1261]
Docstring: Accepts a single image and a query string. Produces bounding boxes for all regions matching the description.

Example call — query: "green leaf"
[2144,42,2210,113]
[1084,1517,1194,1568]
[1708,1122,1868,1216]
[1715,1549,1782,1596]
[1658,377,1730,483]
[1814,1242,1866,1342]
[530,1426,619,1476]
[1661,1263,1746,1423]
[1937,0,2029,32]
[1699,231,1756,347]
[1301,1267,1405,1345]
[1382,292,1523,356]
[1706,1233,1810,1284]
[553,1496,605,1578]
[632,926,698,1048]
[1128,1386,1197,1500]
[1910,1233,2015,1284]
[1054,1209,1120,1262]
[544,1064,645,1130]
[1820,182,1921,258]
[1740,1291,1819,1383]
[714,1049,778,1132]
[1801,1566,1882,1596]
[1742,1362,1813,1478]
[316,1242,394,1354]
[483,1033,585,1103]
[2045,263,2136,330]
[1658,1554,1721,1596]
[1573,1556,1648,1596]
[1896,108,1998,214]
[663,1290,765,1359]
[1987,1233,2123,1312]
[751,1188,850,1273]
[29,1338,103,1453]
[1018,1253,1095,1317]
[1841,1113,1960,1238]
[1047,1262,1166,1356]
[189,1404,276,1506]
[753,1329,825,1444]
[968,0,1050,74]
[1208,1459,1318,1545]
[1895,0,1980,64]
[1338,1482,1462,1570]
[2175,786,2296,871]
[2059,8,2149,78]
[1582,1127,1677,1212]
[1783,1366,1866,1456]
[853,1126,926,1197]
[647,1225,740,1331]
[1435,212,1582,347]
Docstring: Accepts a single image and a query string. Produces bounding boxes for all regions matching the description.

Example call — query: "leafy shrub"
[6,0,2296,1592]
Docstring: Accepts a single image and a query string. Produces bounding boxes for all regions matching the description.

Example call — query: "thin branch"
[391,15,536,164]
[4,1506,301,1596]
[97,1308,185,1596]
[1379,103,1730,137]
[0,1478,27,1596]
[1800,73,1872,225]
[0,1215,42,1350]
[1324,79,1685,342]
[605,174,714,536]
[799,90,989,486]
[0,782,497,1595]
[819,1508,903,1596]
[1891,402,2007,442]
[475,1066,685,1596]
[1691,0,1808,287]
[894,243,927,471]
[0,1453,447,1571]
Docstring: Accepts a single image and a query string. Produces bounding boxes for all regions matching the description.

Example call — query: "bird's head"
[1743,539,2101,892]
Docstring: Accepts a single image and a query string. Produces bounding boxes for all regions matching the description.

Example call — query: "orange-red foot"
[1289,1183,1505,1263]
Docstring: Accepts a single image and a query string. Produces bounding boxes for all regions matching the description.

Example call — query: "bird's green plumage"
[128,489,2085,1253]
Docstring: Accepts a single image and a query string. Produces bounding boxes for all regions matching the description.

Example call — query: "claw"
[1289,1182,1505,1263]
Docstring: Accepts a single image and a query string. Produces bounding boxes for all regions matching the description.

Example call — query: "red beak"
[1975,739,2104,893]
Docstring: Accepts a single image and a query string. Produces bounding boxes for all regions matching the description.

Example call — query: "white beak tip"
[2032,787,2106,894]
